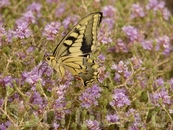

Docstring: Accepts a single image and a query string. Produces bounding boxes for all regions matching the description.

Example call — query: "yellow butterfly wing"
[45,12,102,85]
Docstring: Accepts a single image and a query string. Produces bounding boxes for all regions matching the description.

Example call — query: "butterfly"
[45,12,102,86]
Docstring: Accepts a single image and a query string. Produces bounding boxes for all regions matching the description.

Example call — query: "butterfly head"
[44,53,64,78]
[44,54,55,65]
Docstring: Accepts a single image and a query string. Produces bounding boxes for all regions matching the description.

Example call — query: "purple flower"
[155,35,172,55]
[98,54,105,62]
[146,0,159,11]
[109,39,129,53]
[23,11,36,24]
[146,0,170,20]
[162,8,171,20]
[0,76,15,88]
[29,91,47,113]
[21,62,48,87]
[102,6,116,17]
[39,62,53,76]
[100,35,112,44]
[30,92,44,105]
[141,40,153,50]
[54,95,66,110]
[169,109,173,114]
[133,114,142,127]
[46,0,60,3]
[117,39,129,52]
[57,70,73,86]
[0,0,10,8]
[128,124,143,130]
[27,2,42,17]
[62,15,78,29]
[55,84,68,103]
[0,24,6,36]
[0,98,3,107]
[112,61,128,73]
[24,73,43,85]
[131,56,143,69]
[15,23,32,39]
[126,108,135,116]
[79,84,102,108]
[55,3,65,18]
[0,15,3,24]
[42,21,61,40]
[112,61,132,81]
[102,18,115,30]
[110,88,131,107]
[98,67,109,83]
[53,84,70,119]
[155,78,164,87]
[4,121,10,127]
[0,123,6,130]
[53,122,60,129]
[16,51,26,60]
[0,24,6,44]
[126,110,146,129]
[16,11,36,25]
[124,70,131,79]
[27,46,35,53]
[122,25,142,42]
[113,73,121,82]
[131,3,145,19]
[150,88,171,107]
[106,114,119,123]
[85,120,101,130]
[146,0,164,11]
[7,29,17,43]
[0,121,11,130]
[98,27,112,44]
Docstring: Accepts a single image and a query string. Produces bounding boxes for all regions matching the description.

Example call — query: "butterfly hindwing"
[45,12,102,85]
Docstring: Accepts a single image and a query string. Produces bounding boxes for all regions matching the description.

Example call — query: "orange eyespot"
[75,76,82,81]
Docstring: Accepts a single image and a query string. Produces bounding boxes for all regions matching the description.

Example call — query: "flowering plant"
[0,0,173,129]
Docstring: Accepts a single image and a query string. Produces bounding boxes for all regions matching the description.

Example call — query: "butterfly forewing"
[53,12,102,57]
[47,12,102,85]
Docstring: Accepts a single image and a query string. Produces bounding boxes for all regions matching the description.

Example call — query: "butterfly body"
[45,12,102,85]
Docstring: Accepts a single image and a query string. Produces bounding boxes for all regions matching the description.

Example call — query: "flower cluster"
[85,120,101,130]
[131,3,145,18]
[0,121,10,130]
[21,62,52,87]
[146,0,171,20]
[0,24,6,40]
[150,88,171,107]
[55,3,65,18]
[112,61,131,82]
[102,5,116,17]
[141,35,172,55]
[106,114,119,123]
[79,84,102,108]
[1,0,173,129]
[122,25,143,43]
[98,66,109,83]
[110,88,131,107]
[0,0,10,8]
[27,2,42,17]
[62,15,78,29]
[53,84,70,119]
[42,21,61,40]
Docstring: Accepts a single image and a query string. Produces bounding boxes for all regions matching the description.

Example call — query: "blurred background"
[165,0,173,14]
